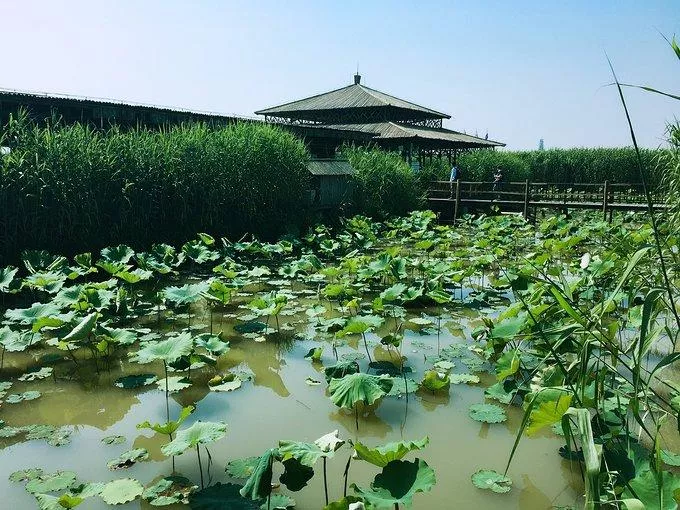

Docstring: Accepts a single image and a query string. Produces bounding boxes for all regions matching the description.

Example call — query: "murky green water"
[0,281,582,509]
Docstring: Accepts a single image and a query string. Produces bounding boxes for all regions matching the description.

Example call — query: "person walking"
[492,168,503,192]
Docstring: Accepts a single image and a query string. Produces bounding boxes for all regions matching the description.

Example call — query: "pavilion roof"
[325,122,504,149]
[255,79,450,122]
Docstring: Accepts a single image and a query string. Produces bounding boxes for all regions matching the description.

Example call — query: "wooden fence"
[428,180,667,222]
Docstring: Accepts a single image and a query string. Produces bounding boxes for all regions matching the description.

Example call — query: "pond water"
[0,279,582,510]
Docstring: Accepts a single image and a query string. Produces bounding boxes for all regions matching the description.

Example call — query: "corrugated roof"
[256,83,450,120]
[307,160,355,176]
[325,122,505,148]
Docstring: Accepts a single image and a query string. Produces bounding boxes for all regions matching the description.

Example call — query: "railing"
[427,180,666,222]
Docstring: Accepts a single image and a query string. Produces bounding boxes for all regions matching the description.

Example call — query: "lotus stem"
[1,345,4,371]
[163,361,170,424]
[323,457,329,505]
[361,332,372,363]
[343,454,352,497]
[196,444,204,489]
[354,406,359,431]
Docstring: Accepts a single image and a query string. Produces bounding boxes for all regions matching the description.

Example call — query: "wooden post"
[523,180,530,219]
[453,179,461,225]
[602,180,609,221]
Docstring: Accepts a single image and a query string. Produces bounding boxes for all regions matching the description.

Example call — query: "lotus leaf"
[101,245,135,264]
[18,367,53,381]
[341,315,384,335]
[323,496,365,510]
[102,435,126,445]
[495,349,520,381]
[328,373,393,409]
[9,468,44,482]
[468,403,507,424]
[240,448,279,500]
[133,332,193,364]
[142,475,197,506]
[471,469,512,493]
[62,313,97,342]
[353,437,429,467]
[279,457,314,491]
[191,482,259,509]
[100,478,144,505]
[304,347,323,362]
[107,448,149,470]
[662,449,680,467]
[0,266,18,292]
[164,282,210,305]
[114,374,157,389]
[209,375,243,392]
[195,333,230,355]
[25,471,77,494]
[161,421,228,456]
[5,302,61,327]
[0,327,35,352]
[6,390,41,403]
[526,395,572,436]
[34,493,82,510]
[450,373,480,384]
[227,456,260,479]
[484,381,516,404]
[387,377,419,396]
[324,361,360,382]
[351,458,435,508]
[420,371,450,392]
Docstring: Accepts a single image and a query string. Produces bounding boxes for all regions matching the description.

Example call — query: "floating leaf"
[157,376,192,393]
[387,377,419,396]
[143,476,197,506]
[25,471,77,494]
[6,390,41,403]
[420,371,450,392]
[102,435,126,445]
[161,421,228,457]
[9,468,44,483]
[471,469,512,493]
[209,375,243,392]
[100,478,144,505]
[114,374,158,389]
[468,403,507,424]
[107,448,149,470]
[304,347,323,362]
[263,493,296,509]
[305,377,322,386]
[18,367,53,381]
[450,373,480,384]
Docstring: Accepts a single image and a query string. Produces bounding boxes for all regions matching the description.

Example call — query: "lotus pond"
[1,210,679,510]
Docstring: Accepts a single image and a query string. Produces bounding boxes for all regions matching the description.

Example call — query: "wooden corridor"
[428,180,667,222]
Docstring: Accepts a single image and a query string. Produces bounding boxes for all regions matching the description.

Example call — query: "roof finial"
[354,63,361,84]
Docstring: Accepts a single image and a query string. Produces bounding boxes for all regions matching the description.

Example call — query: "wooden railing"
[427,180,666,222]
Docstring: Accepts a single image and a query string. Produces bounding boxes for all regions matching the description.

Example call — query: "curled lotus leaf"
[471,469,512,493]
[328,373,393,410]
[142,475,197,506]
[107,448,149,470]
[100,478,144,505]
[353,437,429,467]
[240,448,279,501]
[161,421,228,457]
[468,403,507,424]
[62,313,98,343]
[25,471,77,494]
[420,371,450,393]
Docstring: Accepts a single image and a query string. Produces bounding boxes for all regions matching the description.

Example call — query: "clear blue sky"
[4,0,680,149]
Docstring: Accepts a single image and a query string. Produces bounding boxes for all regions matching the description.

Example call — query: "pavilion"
[256,74,504,165]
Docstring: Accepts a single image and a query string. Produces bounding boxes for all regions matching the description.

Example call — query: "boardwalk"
[428,180,667,222]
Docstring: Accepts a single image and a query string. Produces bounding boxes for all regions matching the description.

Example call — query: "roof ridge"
[358,85,450,118]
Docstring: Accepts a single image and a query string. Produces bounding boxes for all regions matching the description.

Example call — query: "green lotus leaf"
[100,478,144,505]
[18,367,53,381]
[203,280,234,305]
[142,475,197,506]
[279,457,314,492]
[341,315,384,335]
[161,421,228,456]
[210,375,243,392]
[164,282,210,305]
[9,468,44,482]
[70,481,105,498]
[35,493,82,510]
[25,471,77,494]
[23,424,56,440]
[262,493,295,509]
[133,332,193,364]
[353,437,429,467]
[380,283,407,302]
[408,317,433,327]
[304,347,323,362]
[235,321,268,334]
[468,403,507,424]
[420,370,450,392]
[62,313,98,343]
[351,458,435,508]
[101,245,135,264]
[623,468,680,510]
[526,395,572,436]
[115,268,153,284]
[491,314,526,340]
[484,382,516,404]
[240,448,279,500]
[0,327,35,352]
[471,469,512,493]
[0,266,18,292]
[328,373,393,409]
[107,448,149,470]
[195,333,230,355]
[46,427,72,446]
[324,360,360,382]
[387,377,419,396]
[279,430,345,468]
[103,328,138,346]
[157,376,192,393]
[191,483,259,509]
[182,241,219,264]
[323,496,365,510]
[5,302,62,327]
[101,435,126,445]
[426,289,452,304]
[137,405,194,436]
[227,456,260,479]
[495,349,520,381]
[24,271,67,294]
[450,373,480,384]
[114,374,157,389]
[6,390,41,403]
